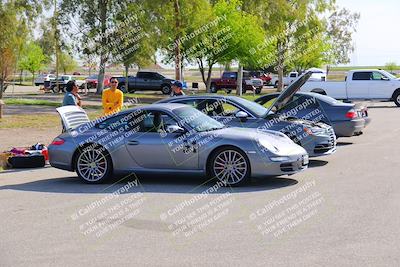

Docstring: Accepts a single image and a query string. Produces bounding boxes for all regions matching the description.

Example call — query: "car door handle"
[127,140,139,145]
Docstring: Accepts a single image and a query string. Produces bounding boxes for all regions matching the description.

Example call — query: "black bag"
[8,155,46,168]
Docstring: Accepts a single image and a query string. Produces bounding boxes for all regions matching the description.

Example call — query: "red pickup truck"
[210,71,264,94]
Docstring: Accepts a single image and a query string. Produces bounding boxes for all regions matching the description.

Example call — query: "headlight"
[270,156,290,162]
[258,138,279,153]
[304,127,326,136]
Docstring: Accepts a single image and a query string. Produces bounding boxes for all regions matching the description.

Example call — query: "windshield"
[174,106,225,132]
[230,97,270,117]
[379,70,397,79]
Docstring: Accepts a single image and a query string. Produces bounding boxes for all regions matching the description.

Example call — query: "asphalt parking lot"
[1,102,400,266]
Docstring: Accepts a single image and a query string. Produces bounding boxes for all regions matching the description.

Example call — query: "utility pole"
[174,0,181,81]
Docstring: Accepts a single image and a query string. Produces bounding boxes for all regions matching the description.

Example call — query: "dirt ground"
[0,126,62,150]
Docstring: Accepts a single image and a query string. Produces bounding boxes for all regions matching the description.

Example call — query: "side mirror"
[235,111,249,121]
[166,125,185,134]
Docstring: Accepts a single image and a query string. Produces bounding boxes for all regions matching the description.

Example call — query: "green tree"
[385,62,397,74]
[185,0,266,92]
[248,0,334,91]
[58,52,78,74]
[325,7,360,66]
[110,1,157,89]
[0,0,48,98]
[19,42,47,85]
[61,0,128,93]
[151,0,212,80]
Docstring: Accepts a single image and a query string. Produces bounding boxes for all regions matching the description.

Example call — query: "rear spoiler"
[56,106,90,131]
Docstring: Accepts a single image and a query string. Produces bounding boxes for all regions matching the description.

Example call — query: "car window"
[96,112,144,132]
[352,72,372,80]
[283,95,319,111]
[138,111,179,133]
[222,72,236,79]
[372,71,389,80]
[289,73,297,78]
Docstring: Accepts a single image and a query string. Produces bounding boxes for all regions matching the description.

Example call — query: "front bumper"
[301,131,336,158]
[249,152,308,178]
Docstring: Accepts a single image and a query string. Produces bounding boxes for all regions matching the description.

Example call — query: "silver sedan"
[49,104,309,186]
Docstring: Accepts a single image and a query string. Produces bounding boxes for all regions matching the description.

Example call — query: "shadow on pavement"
[0,173,298,194]
[308,159,328,168]
[336,141,353,146]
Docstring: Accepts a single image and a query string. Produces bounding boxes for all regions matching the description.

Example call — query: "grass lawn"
[0,111,103,129]
[4,98,61,107]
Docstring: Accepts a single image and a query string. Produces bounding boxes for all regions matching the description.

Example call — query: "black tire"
[274,81,278,88]
[242,87,247,94]
[255,88,262,94]
[35,83,40,86]
[208,146,251,186]
[393,90,400,107]
[161,84,171,95]
[74,145,113,184]
[51,85,60,93]
[226,89,232,94]
[210,83,218,93]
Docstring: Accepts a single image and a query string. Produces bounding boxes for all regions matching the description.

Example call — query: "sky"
[336,0,400,66]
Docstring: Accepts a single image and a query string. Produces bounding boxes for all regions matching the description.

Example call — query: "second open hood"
[266,71,313,114]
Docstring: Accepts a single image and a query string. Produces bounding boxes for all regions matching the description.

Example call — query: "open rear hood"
[266,71,313,113]
[56,106,90,131]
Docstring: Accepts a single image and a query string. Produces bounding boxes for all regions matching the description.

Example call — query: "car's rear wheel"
[255,88,262,94]
[225,89,232,94]
[161,84,171,95]
[209,147,250,186]
[75,145,112,184]
[393,90,400,107]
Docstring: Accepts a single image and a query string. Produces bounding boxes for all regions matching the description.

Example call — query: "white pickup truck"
[300,69,400,106]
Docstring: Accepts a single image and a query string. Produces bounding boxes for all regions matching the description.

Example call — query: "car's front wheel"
[75,145,113,184]
[210,83,218,93]
[209,147,250,186]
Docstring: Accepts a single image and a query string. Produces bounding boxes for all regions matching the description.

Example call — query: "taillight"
[345,109,357,119]
[51,137,65,145]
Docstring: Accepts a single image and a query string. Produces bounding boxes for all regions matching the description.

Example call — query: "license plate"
[302,155,309,165]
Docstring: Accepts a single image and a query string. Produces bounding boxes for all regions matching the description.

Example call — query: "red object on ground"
[41,148,49,161]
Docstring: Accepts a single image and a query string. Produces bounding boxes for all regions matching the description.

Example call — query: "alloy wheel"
[213,149,248,185]
[77,148,108,182]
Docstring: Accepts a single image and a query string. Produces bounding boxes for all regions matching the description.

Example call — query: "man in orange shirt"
[102,77,124,115]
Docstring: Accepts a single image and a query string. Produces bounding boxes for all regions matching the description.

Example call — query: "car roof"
[119,103,190,115]
[157,95,243,103]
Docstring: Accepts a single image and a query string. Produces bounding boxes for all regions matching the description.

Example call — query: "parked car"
[84,74,112,90]
[300,69,400,106]
[113,72,175,94]
[157,72,337,158]
[50,104,308,186]
[271,68,326,88]
[49,75,85,93]
[34,74,56,86]
[210,71,264,94]
[255,92,371,137]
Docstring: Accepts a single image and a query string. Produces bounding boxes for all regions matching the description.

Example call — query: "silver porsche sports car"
[49,104,308,186]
